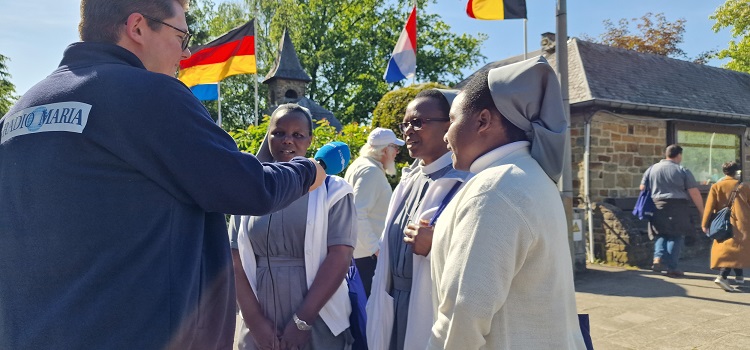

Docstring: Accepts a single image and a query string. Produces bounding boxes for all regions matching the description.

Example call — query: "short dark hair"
[414,89,451,119]
[79,0,188,43]
[271,103,314,134]
[457,69,496,117]
[666,144,683,159]
[459,69,527,142]
[723,161,741,176]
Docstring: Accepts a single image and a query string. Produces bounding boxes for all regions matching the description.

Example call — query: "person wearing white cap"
[344,127,404,297]
[366,89,471,350]
[428,56,586,349]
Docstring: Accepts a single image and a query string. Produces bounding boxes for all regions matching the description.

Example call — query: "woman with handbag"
[702,161,750,292]
[232,104,356,349]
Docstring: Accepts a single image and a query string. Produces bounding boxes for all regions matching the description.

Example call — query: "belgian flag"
[178,19,257,87]
[466,0,527,20]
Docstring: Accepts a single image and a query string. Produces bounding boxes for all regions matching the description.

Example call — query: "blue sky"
[0,0,731,95]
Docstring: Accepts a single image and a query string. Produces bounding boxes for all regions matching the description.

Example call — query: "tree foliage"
[0,53,16,116]
[584,13,688,58]
[711,0,750,73]
[229,116,372,175]
[185,0,486,129]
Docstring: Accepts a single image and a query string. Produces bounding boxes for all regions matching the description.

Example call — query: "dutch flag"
[384,6,417,83]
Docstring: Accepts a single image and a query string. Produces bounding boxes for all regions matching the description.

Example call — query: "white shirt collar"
[420,152,453,175]
[469,141,530,174]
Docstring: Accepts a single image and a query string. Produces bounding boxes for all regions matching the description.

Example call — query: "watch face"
[294,314,312,330]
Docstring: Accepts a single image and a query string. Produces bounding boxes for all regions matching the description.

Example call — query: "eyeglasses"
[398,118,450,134]
[141,14,192,51]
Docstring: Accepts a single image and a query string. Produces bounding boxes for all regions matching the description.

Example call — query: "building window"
[285,89,298,99]
[673,125,742,186]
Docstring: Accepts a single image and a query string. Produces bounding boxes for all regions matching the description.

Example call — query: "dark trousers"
[721,268,744,278]
[354,255,377,298]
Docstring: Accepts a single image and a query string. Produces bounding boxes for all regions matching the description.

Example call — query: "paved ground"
[576,252,750,350]
[234,252,750,350]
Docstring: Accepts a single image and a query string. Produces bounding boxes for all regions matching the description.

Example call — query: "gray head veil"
[256,104,314,162]
[436,89,459,107]
[487,56,567,183]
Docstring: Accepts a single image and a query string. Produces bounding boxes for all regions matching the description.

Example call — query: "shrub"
[229,117,371,175]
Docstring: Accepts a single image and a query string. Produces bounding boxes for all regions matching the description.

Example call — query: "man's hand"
[308,159,326,192]
[279,320,312,350]
[404,219,434,256]
[248,317,280,350]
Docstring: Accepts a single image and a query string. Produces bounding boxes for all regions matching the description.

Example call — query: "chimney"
[541,32,556,54]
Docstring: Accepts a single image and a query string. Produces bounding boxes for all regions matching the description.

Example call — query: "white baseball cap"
[368,127,405,147]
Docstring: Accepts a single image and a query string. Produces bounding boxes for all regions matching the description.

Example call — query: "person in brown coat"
[702,161,750,291]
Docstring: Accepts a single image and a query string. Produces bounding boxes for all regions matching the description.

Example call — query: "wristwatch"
[292,313,313,331]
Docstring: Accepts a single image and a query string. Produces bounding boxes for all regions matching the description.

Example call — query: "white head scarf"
[487,56,567,183]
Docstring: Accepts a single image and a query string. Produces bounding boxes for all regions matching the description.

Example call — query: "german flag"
[178,19,257,87]
[466,0,526,20]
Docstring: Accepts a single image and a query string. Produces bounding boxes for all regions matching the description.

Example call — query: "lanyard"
[429,182,463,227]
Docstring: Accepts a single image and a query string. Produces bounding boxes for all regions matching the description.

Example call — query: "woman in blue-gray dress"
[233,104,356,350]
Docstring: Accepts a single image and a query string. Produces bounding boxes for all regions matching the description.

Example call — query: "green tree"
[185,0,485,129]
[711,0,750,73]
[0,53,16,116]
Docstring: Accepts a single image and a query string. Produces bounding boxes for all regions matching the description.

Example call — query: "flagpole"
[523,18,528,59]
[253,16,259,126]
[217,82,222,128]
[412,0,417,86]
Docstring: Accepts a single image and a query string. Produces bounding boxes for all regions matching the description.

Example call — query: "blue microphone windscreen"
[314,141,351,175]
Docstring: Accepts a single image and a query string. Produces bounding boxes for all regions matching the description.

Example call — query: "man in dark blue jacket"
[0,0,325,348]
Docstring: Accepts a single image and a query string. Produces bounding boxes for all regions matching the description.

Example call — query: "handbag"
[708,182,742,243]
[633,166,656,220]
[346,259,368,350]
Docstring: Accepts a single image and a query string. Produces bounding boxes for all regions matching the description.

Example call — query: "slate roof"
[456,38,750,121]
[263,29,312,83]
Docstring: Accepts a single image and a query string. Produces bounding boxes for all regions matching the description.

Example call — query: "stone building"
[263,29,342,130]
[458,34,750,267]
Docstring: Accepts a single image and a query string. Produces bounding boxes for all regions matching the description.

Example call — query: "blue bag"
[633,166,656,220]
[346,259,368,350]
[708,183,741,243]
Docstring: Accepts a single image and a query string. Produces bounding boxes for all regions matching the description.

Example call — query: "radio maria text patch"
[1,102,92,144]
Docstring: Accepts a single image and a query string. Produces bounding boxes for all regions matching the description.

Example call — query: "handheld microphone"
[314,141,351,175]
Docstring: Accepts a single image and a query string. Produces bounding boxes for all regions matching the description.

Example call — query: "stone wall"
[268,80,307,106]
[571,111,667,203]
[592,202,651,266]
[571,111,715,266]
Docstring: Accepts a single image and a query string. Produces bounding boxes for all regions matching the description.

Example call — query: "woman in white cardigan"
[232,104,356,350]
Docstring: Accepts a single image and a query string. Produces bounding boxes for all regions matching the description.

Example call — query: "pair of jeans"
[721,268,744,278]
[653,235,685,271]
